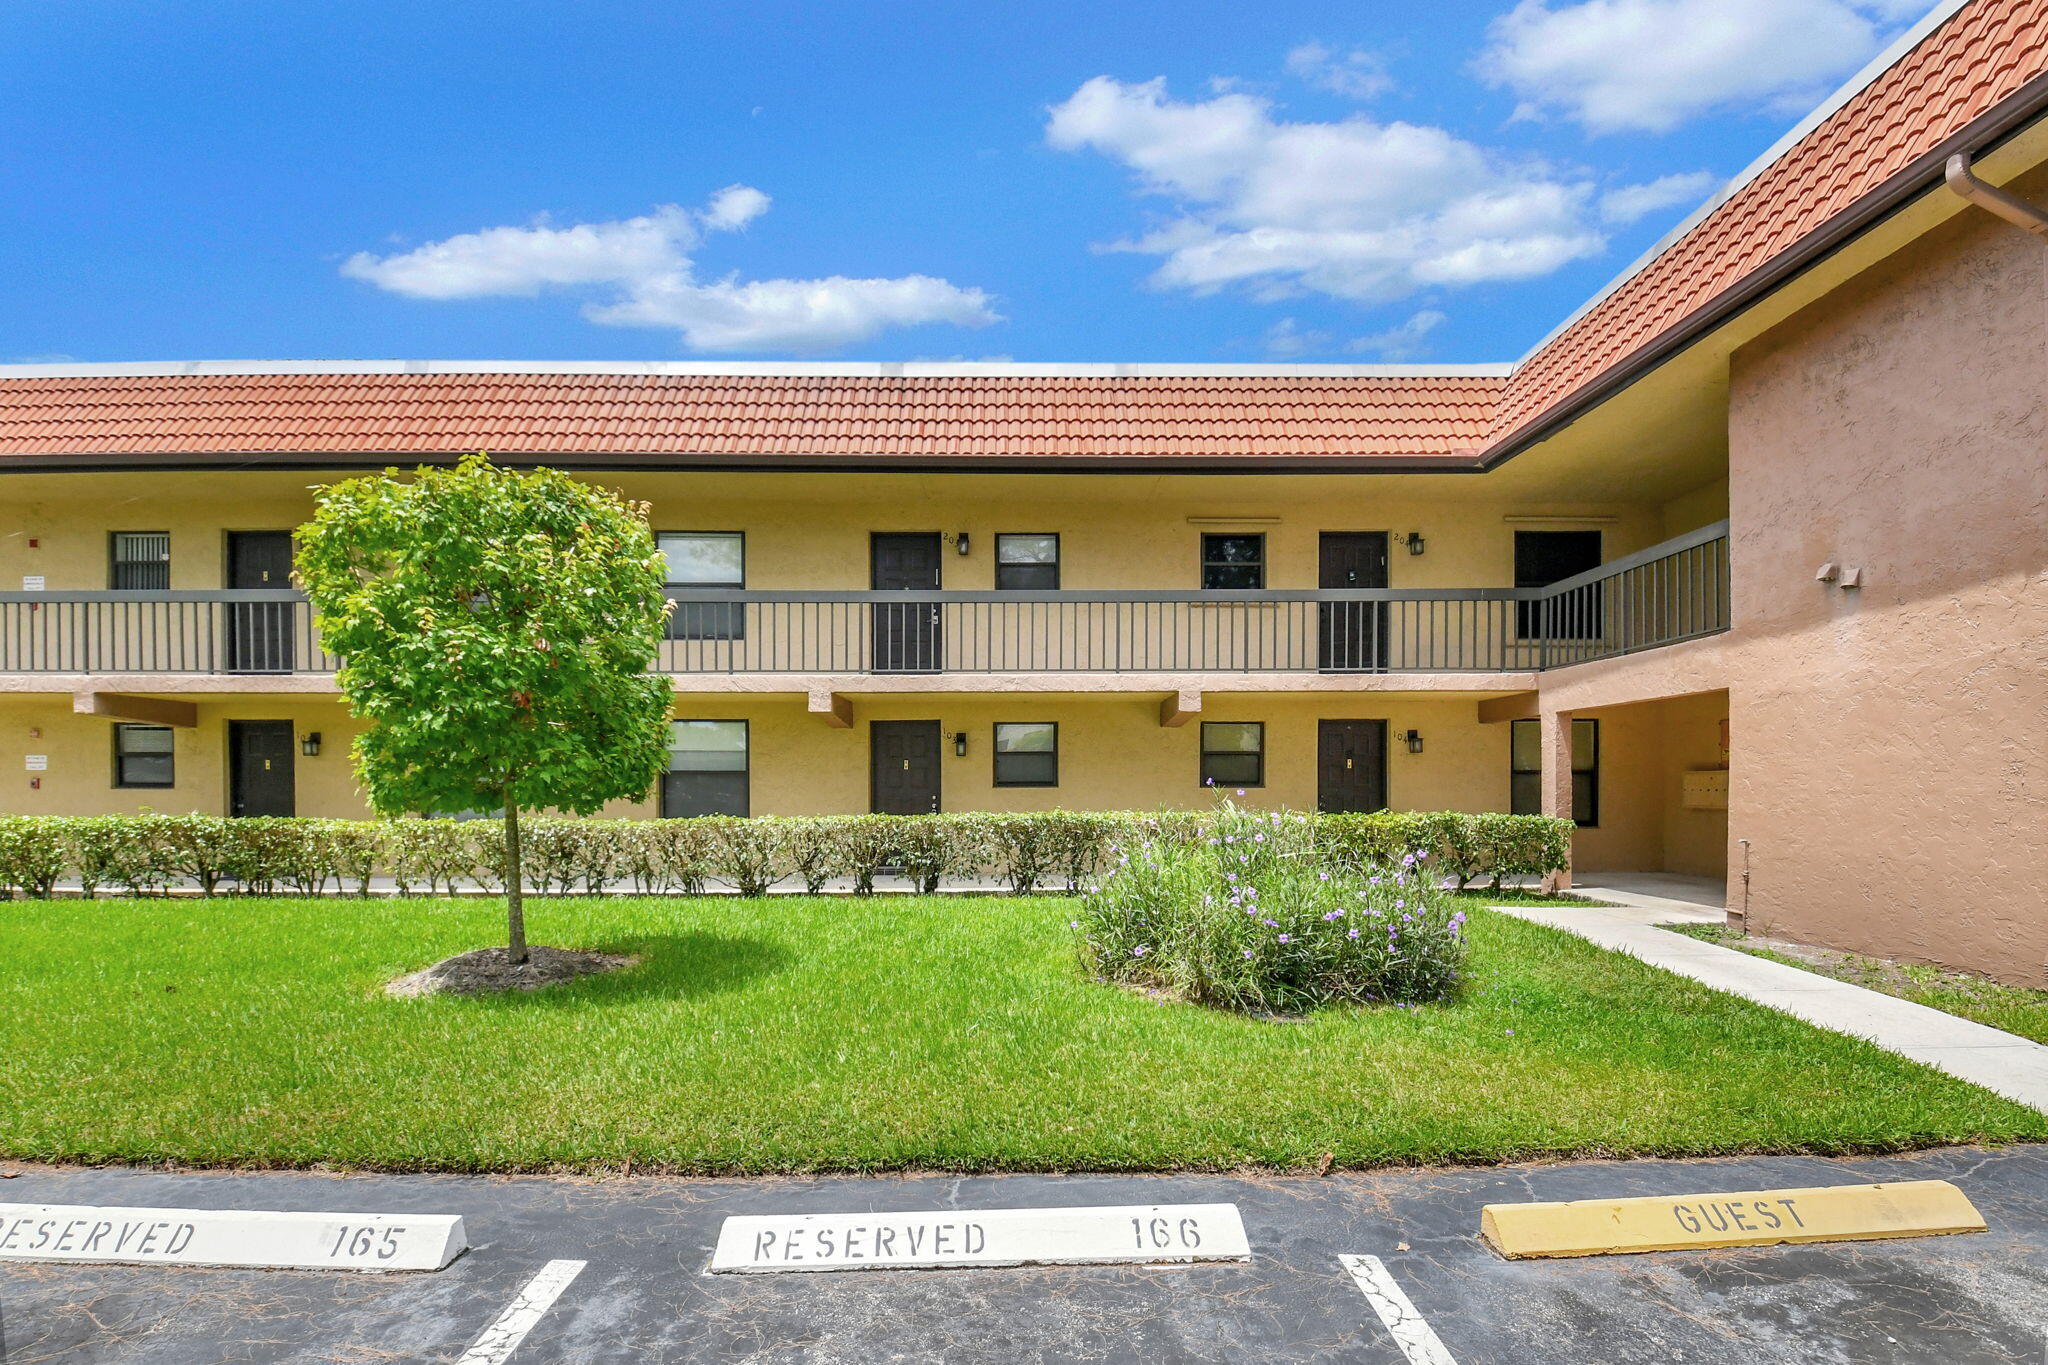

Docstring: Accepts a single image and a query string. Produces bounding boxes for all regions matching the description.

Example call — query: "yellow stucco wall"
[0,465,1725,840]
[0,695,362,817]
[0,469,1684,594]
[0,692,1521,820]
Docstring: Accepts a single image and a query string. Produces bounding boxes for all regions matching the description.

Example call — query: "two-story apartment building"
[2,0,2044,982]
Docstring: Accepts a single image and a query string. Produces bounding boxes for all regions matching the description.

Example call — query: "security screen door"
[870,533,943,671]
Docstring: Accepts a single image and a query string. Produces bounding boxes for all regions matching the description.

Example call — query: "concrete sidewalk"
[1496,896,2048,1113]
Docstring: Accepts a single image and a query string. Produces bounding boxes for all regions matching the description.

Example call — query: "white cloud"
[700,184,772,231]
[1284,42,1393,100]
[1599,170,1718,223]
[587,275,998,353]
[1046,76,1606,305]
[342,188,998,353]
[1260,317,1338,358]
[341,206,698,300]
[1347,309,1446,360]
[1478,0,1930,134]
[1257,309,1446,360]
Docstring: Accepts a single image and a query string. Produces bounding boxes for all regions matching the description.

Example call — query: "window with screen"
[1201,534,1265,590]
[1510,718,1599,826]
[1514,530,1602,639]
[1200,721,1264,788]
[662,720,749,817]
[994,534,1059,591]
[993,721,1058,786]
[110,532,170,590]
[113,724,174,788]
[659,532,745,641]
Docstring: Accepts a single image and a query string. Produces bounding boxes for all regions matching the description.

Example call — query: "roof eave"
[1475,67,2048,473]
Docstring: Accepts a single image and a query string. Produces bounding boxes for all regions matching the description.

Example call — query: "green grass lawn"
[2,896,2040,1174]
[1452,888,1609,907]
[1670,923,2048,1046]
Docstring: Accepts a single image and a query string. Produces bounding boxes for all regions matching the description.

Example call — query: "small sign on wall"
[20,576,44,592]
[24,755,47,772]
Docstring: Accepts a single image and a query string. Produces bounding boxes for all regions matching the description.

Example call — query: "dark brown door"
[1317,719,1387,813]
[870,533,943,672]
[226,531,296,672]
[870,720,942,814]
[1318,533,1390,670]
[228,719,296,817]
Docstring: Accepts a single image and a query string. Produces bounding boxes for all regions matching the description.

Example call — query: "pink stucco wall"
[1725,186,2048,984]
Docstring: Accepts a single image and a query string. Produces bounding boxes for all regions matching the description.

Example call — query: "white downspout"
[1945,153,2048,240]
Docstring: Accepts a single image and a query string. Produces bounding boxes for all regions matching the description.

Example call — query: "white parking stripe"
[1340,1254,1459,1365]
[456,1259,587,1365]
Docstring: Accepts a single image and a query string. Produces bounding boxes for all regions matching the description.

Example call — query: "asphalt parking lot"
[1,1144,2043,1363]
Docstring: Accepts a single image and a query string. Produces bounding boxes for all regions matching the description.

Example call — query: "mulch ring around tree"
[385,946,641,998]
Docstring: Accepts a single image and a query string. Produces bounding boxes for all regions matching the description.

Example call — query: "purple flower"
[1262,918,1279,928]
[1068,920,1080,929]
[1132,945,1149,957]
[1235,789,1246,797]
[1505,1029,1514,1036]
[1277,933,1291,944]
[1242,948,1254,959]
[1347,928,1360,939]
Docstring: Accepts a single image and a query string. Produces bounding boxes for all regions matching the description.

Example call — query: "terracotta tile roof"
[1,0,2044,470]
[0,371,1506,463]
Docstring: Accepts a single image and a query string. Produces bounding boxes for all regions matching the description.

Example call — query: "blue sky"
[0,0,1937,365]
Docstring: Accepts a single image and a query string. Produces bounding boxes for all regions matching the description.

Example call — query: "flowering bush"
[1073,797,1469,1014]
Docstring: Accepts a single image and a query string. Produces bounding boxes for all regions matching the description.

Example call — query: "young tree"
[296,453,673,963]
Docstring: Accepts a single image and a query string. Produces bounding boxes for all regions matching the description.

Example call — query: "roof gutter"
[1470,69,2048,473]
[1944,151,2048,239]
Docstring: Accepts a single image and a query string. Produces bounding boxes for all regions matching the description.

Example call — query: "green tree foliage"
[295,454,673,962]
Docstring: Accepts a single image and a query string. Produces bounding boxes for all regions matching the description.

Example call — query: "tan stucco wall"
[0,469,1674,595]
[1724,188,2048,984]
[1568,690,1727,878]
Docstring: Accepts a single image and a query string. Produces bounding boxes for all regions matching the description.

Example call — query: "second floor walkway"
[0,523,1728,683]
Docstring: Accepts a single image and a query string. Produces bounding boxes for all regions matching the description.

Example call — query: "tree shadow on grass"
[437,931,794,1010]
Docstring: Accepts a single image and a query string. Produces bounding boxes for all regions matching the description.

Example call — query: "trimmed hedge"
[0,809,1571,899]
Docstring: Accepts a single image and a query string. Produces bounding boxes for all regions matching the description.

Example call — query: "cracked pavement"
[1,1144,2043,1362]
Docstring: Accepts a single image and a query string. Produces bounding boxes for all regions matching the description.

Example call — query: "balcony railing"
[0,522,1727,678]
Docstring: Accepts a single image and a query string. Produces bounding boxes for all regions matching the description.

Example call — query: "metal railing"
[0,522,1727,677]
[0,589,338,675]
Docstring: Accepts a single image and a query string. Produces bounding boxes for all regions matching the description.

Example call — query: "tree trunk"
[504,794,528,965]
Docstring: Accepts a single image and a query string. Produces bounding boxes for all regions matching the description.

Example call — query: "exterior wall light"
[955,532,971,556]
[953,731,969,757]
[1405,532,1426,556]
[1400,728,1424,754]
[300,732,322,757]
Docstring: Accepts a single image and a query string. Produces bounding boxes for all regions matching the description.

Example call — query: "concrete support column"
[1539,708,1576,890]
